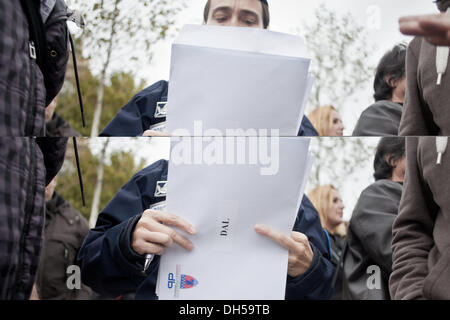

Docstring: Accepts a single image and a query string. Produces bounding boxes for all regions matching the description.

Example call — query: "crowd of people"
[1,0,450,301]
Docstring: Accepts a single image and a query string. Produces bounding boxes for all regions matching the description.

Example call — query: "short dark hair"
[203,0,270,29]
[436,0,450,12]
[373,137,406,181]
[373,43,407,102]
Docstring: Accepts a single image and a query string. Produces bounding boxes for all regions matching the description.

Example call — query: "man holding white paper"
[100,0,318,137]
[77,154,335,299]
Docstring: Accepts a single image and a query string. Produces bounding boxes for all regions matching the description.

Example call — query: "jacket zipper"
[25,42,37,136]
[12,140,37,299]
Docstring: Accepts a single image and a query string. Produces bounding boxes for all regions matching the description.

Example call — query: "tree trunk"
[89,138,110,228]
[90,0,120,137]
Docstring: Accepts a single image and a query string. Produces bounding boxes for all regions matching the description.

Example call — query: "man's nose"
[227,15,240,27]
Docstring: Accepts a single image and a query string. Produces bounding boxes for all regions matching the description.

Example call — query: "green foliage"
[57,51,144,136]
[56,138,145,221]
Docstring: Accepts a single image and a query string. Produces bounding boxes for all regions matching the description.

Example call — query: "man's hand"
[400,14,450,46]
[254,224,314,278]
[132,210,196,256]
[142,130,171,137]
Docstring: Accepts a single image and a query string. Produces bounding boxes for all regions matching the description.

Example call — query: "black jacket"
[342,180,402,300]
[353,101,402,137]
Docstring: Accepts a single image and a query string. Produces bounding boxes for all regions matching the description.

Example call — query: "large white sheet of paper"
[166,25,312,136]
[156,137,314,300]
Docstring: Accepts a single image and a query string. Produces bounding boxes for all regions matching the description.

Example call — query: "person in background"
[353,44,407,136]
[307,106,344,136]
[390,136,450,300]
[45,97,81,137]
[398,0,450,136]
[308,185,346,299]
[32,175,91,300]
[100,0,318,137]
[342,137,405,300]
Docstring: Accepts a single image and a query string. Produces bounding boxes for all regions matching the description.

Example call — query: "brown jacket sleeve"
[399,38,433,136]
[389,137,436,299]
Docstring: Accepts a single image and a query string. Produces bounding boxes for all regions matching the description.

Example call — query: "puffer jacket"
[77,159,334,300]
[100,80,319,137]
[0,137,67,300]
[0,0,46,136]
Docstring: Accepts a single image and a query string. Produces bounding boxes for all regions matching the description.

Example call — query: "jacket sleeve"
[100,81,167,137]
[285,196,334,300]
[399,38,438,136]
[76,160,166,296]
[350,182,401,274]
[389,138,437,300]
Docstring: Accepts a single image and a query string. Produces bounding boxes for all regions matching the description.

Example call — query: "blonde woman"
[307,106,344,136]
[308,185,346,299]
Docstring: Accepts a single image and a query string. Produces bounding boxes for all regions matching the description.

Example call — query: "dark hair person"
[353,44,407,136]
[203,0,270,29]
[342,137,406,300]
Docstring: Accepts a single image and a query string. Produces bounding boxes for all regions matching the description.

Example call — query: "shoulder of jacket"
[133,80,168,100]
[133,159,168,180]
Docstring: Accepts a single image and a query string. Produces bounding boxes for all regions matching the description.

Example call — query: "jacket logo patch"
[154,102,167,118]
[154,181,167,197]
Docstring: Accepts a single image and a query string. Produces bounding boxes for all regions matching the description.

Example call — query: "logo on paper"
[154,102,167,118]
[154,181,167,197]
[169,265,199,297]
[180,274,199,289]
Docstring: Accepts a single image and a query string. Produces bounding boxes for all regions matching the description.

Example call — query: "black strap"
[73,137,86,207]
[69,34,86,128]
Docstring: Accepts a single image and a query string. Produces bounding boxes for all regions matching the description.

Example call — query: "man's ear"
[385,154,397,168]
[385,75,397,89]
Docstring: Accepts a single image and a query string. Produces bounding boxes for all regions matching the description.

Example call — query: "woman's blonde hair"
[307,185,347,237]
[307,105,337,136]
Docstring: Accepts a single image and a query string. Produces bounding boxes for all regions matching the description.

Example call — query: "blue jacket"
[77,160,334,300]
[100,80,318,137]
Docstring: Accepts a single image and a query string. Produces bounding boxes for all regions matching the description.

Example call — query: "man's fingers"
[151,210,196,235]
[134,240,165,255]
[143,209,196,235]
[141,231,174,248]
[150,222,194,251]
[291,231,309,244]
[142,130,171,137]
[254,224,297,251]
